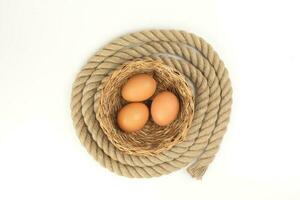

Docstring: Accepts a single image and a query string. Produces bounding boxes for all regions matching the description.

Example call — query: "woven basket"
[97,59,194,156]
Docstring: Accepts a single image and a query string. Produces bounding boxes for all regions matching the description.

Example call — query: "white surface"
[0,0,299,199]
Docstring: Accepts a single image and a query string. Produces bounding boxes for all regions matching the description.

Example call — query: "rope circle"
[71,30,232,179]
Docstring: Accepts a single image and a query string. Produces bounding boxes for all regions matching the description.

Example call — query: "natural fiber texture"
[71,29,232,179]
[97,59,194,156]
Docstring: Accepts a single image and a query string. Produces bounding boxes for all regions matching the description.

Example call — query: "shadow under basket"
[96,59,194,156]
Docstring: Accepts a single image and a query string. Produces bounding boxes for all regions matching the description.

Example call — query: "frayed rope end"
[187,162,208,180]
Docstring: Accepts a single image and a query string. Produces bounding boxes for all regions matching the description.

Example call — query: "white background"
[1,0,299,199]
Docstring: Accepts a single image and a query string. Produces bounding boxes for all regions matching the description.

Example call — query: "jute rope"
[71,30,232,179]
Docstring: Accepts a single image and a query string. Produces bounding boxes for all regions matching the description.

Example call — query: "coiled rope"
[71,30,232,179]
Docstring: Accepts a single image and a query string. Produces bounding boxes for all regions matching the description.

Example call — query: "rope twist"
[71,30,232,179]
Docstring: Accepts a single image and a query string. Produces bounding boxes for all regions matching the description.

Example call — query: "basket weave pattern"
[97,60,194,156]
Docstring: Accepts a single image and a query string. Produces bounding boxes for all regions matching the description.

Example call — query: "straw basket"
[97,59,194,156]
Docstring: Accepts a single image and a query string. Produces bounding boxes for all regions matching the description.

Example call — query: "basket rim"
[96,59,195,156]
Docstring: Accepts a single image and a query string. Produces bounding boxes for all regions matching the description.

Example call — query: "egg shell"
[151,91,180,126]
[121,74,157,102]
[117,102,149,132]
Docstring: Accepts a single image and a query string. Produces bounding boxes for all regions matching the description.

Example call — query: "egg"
[151,91,180,126]
[121,74,157,102]
[117,103,149,132]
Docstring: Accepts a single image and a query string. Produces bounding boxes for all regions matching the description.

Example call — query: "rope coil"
[71,29,232,179]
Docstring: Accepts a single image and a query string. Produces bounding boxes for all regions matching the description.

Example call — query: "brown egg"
[117,103,149,132]
[151,91,180,126]
[121,74,157,102]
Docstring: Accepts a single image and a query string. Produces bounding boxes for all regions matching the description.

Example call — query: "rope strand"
[71,29,232,179]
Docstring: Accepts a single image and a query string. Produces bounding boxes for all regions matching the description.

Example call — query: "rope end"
[187,162,208,180]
